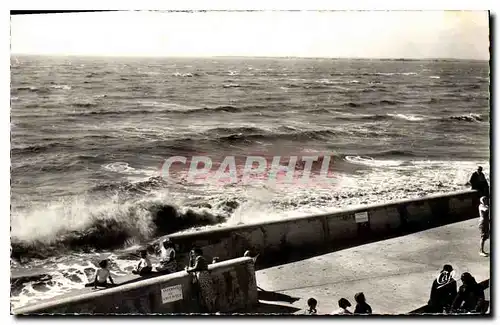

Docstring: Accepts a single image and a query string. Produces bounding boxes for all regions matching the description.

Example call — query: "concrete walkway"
[255,218,490,315]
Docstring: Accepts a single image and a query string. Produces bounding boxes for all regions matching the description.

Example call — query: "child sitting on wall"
[85,259,115,289]
[132,250,152,276]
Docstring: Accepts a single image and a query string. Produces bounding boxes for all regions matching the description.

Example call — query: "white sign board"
[355,211,369,223]
[161,284,183,304]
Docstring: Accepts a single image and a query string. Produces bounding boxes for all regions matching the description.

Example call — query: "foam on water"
[10,254,139,310]
[345,155,404,167]
[386,113,426,121]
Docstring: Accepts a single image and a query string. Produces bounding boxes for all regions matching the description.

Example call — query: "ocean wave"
[335,112,484,124]
[207,105,243,113]
[172,72,201,77]
[222,83,241,88]
[369,72,419,76]
[85,71,113,78]
[386,113,426,121]
[50,85,72,90]
[60,104,245,118]
[11,142,65,155]
[345,155,405,168]
[315,78,341,85]
[204,126,268,136]
[13,86,50,94]
[304,107,332,114]
[71,102,98,108]
[341,99,403,108]
[10,177,236,260]
[136,128,342,155]
[101,162,141,175]
[335,113,388,121]
[89,176,168,195]
[213,129,338,143]
[14,86,39,91]
[449,113,484,122]
[286,83,304,88]
[366,149,418,158]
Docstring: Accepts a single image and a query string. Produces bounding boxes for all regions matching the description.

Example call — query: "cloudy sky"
[10,10,490,59]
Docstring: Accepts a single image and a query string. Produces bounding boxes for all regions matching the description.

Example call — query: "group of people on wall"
[86,238,218,312]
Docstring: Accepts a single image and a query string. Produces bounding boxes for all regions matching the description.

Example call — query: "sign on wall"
[354,211,369,223]
[161,284,183,304]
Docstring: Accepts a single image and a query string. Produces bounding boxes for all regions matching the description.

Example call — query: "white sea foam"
[172,72,193,77]
[223,83,241,88]
[376,72,418,76]
[50,85,72,90]
[345,155,404,167]
[387,113,426,121]
[102,162,138,174]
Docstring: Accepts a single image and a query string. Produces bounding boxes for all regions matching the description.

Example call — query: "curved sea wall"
[14,257,258,315]
[168,190,479,265]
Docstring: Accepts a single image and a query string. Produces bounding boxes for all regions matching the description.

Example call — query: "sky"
[10,10,490,59]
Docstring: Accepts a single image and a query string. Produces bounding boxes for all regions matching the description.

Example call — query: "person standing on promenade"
[353,292,372,314]
[186,248,215,312]
[427,264,457,313]
[478,196,490,256]
[467,166,489,198]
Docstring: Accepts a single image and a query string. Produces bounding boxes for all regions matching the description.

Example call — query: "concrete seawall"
[14,257,258,315]
[168,190,479,266]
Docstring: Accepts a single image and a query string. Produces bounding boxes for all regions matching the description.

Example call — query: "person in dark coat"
[451,272,486,314]
[354,292,372,314]
[468,166,489,197]
[304,297,318,315]
[427,265,457,313]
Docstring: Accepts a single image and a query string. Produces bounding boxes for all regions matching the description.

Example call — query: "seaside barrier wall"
[14,257,258,315]
[168,190,479,265]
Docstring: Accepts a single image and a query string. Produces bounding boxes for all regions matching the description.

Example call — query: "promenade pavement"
[255,218,490,314]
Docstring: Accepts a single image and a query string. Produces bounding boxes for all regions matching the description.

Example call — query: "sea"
[10,55,490,308]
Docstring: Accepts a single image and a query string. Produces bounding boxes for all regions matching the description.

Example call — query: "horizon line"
[10,53,489,61]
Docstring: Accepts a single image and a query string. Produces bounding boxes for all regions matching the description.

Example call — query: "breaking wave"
[10,177,236,260]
